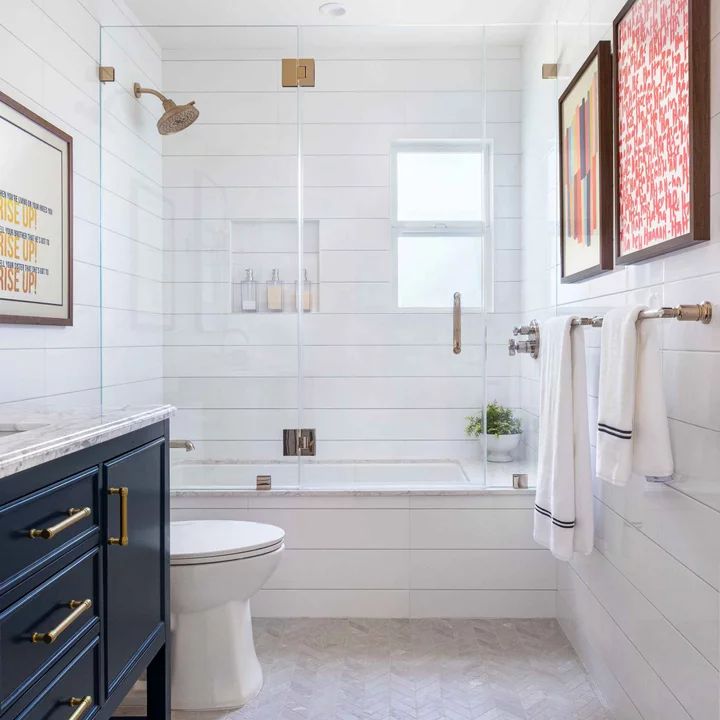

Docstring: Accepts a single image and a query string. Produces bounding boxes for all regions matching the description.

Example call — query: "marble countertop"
[0,404,175,480]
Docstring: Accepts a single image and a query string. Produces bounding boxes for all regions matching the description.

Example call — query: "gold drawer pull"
[32,599,92,644]
[67,695,93,720]
[108,486,129,546]
[28,507,92,540]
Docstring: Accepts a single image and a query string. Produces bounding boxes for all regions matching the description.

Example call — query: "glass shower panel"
[100,25,301,489]
[297,26,493,487]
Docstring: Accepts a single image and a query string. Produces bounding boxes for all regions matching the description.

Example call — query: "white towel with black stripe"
[596,306,673,485]
[534,316,593,562]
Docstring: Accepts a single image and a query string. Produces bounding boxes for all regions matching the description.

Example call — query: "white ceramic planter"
[486,433,521,462]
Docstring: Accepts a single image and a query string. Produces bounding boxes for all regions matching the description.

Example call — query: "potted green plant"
[465,402,522,462]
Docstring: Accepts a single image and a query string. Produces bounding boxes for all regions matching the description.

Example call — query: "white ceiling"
[122,0,558,29]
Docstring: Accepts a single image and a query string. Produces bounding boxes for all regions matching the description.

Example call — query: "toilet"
[169,519,285,711]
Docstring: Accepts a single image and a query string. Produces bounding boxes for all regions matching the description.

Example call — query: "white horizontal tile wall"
[0,0,103,408]
[0,0,162,409]
[162,28,523,463]
[522,4,720,717]
[171,492,555,618]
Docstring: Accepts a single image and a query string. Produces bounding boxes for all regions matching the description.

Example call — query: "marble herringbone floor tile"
[167,619,612,720]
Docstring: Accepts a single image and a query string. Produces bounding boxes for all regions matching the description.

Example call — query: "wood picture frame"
[559,41,614,283]
[0,90,73,325]
[614,0,710,265]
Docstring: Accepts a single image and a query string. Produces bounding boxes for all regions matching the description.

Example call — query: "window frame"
[390,139,494,312]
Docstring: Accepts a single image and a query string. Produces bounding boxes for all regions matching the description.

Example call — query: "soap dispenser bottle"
[240,268,257,312]
[297,268,312,312]
[267,268,283,312]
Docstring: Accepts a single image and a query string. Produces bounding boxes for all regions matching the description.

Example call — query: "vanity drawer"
[0,468,98,593]
[0,549,99,713]
[13,636,99,720]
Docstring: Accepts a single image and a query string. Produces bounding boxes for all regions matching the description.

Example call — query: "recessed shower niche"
[231,220,319,313]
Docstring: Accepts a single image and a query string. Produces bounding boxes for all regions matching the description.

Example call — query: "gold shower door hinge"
[282,58,315,87]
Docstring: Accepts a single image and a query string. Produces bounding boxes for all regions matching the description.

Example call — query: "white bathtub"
[171,460,486,492]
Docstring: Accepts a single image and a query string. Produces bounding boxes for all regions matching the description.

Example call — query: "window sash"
[390,139,494,312]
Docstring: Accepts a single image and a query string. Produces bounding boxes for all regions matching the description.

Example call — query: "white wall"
[0,0,163,410]
[162,27,524,464]
[0,1,102,409]
[521,3,720,718]
[172,491,556,618]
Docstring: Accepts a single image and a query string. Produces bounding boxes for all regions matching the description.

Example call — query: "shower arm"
[133,83,173,108]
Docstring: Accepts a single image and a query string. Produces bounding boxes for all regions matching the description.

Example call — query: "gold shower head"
[133,83,199,135]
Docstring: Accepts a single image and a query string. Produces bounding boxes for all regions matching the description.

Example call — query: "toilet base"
[170,599,262,710]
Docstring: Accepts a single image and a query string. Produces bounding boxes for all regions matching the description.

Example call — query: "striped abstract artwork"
[563,66,598,248]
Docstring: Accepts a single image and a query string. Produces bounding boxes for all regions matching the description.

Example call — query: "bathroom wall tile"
[303,376,485,410]
[409,549,556,589]
[163,123,297,157]
[594,477,720,590]
[668,418,720,512]
[2,1,97,102]
[163,59,277,92]
[246,508,410,549]
[266,549,410,590]
[247,495,410,510]
[319,251,392,282]
[592,499,718,667]
[253,589,410,618]
[318,219,390,251]
[570,549,718,719]
[558,567,696,720]
[312,59,491,93]
[410,509,536,549]
[163,187,297,220]
[408,494,535,509]
[409,589,555,618]
[557,565,664,720]
[35,0,99,60]
[663,350,720,431]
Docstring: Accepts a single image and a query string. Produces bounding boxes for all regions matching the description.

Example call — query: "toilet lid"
[171,520,285,565]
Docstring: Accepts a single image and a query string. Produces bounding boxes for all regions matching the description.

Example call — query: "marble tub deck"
[121,618,611,720]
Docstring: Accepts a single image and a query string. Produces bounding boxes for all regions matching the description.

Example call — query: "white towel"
[596,306,673,485]
[534,316,593,562]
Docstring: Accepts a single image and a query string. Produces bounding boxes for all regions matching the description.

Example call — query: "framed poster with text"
[0,91,73,325]
[559,41,614,283]
[614,0,709,265]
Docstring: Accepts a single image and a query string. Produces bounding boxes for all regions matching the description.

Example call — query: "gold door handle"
[108,486,129,546]
[28,507,92,539]
[31,599,92,644]
[452,292,461,354]
[66,696,93,720]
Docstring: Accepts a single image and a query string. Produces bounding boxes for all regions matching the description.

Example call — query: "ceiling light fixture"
[319,2,347,17]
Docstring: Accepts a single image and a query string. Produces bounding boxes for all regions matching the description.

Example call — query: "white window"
[391,140,493,310]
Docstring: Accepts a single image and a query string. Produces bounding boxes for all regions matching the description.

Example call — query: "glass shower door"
[101,24,302,489]
[296,26,494,488]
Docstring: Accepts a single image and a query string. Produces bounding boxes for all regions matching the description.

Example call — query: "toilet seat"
[171,520,285,566]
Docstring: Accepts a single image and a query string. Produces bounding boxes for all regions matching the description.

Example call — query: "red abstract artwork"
[616,0,690,256]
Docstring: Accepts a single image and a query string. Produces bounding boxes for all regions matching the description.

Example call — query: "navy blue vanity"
[0,414,170,720]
